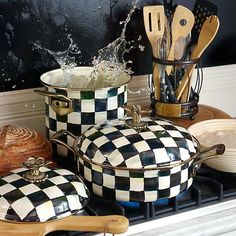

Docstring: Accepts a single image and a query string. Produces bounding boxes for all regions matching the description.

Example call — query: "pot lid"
[77,116,197,169]
[0,158,89,222]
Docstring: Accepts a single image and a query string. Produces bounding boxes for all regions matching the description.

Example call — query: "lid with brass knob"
[0,157,89,222]
[76,105,197,169]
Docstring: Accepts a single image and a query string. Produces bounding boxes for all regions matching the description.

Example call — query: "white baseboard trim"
[0,64,235,135]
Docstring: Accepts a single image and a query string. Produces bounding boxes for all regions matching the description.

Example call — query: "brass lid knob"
[123,105,151,132]
[23,157,52,183]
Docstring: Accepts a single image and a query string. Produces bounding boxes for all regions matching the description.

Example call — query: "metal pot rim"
[40,66,131,91]
[75,136,224,172]
[75,135,202,171]
[76,149,196,171]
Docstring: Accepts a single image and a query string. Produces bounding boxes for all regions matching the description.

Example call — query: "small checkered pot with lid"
[52,105,225,202]
[0,157,89,223]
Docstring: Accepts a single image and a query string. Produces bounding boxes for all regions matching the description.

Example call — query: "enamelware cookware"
[52,105,225,202]
[35,66,130,158]
[0,157,129,236]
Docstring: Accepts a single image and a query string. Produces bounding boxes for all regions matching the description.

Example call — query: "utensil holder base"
[151,92,199,120]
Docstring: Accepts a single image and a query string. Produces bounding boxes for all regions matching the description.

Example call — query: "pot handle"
[51,129,77,161]
[34,89,74,116]
[192,143,225,175]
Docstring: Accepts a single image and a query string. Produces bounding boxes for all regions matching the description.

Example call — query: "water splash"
[87,0,139,88]
[34,1,139,89]
[34,35,81,87]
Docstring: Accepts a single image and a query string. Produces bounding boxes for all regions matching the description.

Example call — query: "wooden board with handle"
[0,215,129,236]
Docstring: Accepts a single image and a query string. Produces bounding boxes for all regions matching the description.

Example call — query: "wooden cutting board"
[0,215,129,236]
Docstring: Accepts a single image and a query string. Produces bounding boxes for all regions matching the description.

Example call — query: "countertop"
[115,199,236,236]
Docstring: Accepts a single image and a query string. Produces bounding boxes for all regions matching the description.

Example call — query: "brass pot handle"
[34,89,74,116]
[51,130,77,161]
[192,143,225,175]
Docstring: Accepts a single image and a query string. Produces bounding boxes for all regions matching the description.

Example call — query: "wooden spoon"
[165,5,194,75]
[0,215,129,236]
[143,5,165,100]
[176,15,220,102]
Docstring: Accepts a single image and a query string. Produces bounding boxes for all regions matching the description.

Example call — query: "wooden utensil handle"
[176,64,196,101]
[165,45,175,75]
[153,63,161,101]
[0,215,129,236]
[45,215,129,235]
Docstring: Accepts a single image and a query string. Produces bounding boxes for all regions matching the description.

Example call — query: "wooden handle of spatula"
[153,63,161,101]
[176,64,196,101]
[0,215,129,236]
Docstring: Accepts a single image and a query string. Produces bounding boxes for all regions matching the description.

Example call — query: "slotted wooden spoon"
[176,15,220,102]
[0,215,129,236]
[143,5,165,100]
[165,5,194,75]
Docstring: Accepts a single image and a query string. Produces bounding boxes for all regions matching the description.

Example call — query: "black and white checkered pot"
[35,67,130,159]
[71,118,225,202]
[0,167,89,222]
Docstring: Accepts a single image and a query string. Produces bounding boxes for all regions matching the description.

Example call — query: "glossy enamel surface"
[0,167,89,222]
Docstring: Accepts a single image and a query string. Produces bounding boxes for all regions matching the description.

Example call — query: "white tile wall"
[0,64,235,135]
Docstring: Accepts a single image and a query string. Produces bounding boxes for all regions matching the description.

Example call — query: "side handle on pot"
[51,129,77,161]
[35,89,74,116]
[192,144,225,175]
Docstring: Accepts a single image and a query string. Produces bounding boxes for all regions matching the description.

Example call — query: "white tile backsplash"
[0,64,235,135]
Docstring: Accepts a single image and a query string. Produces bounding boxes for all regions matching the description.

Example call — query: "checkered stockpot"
[76,118,197,202]
[0,167,89,222]
[45,84,127,158]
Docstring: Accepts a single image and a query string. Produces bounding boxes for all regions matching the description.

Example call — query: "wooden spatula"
[176,15,220,102]
[0,215,129,236]
[143,5,165,101]
[165,5,194,75]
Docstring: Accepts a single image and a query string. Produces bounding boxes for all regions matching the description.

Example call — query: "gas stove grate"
[47,166,236,236]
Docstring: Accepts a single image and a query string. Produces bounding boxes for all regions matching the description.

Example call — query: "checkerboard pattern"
[78,118,197,168]
[45,85,128,158]
[78,158,193,202]
[76,118,196,202]
[0,167,89,222]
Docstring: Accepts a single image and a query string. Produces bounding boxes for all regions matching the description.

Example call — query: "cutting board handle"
[0,215,129,236]
[45,215,129,235]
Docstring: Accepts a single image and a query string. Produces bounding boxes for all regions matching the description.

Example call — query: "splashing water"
[34,35,84,87]
[88,0,139,88]
[34,0,139,89]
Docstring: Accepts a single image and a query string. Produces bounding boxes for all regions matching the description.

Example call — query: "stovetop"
[47,156,236,236]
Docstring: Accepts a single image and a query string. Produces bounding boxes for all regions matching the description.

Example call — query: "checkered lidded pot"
[75,105,202,202]
[0,157,89,222]
[36,66,130,159]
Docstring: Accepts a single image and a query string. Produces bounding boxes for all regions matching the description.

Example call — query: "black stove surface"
[47,162,236,236]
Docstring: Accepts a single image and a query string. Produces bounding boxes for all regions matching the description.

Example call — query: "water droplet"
[138,35,142,41]
[138,45,145,51]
